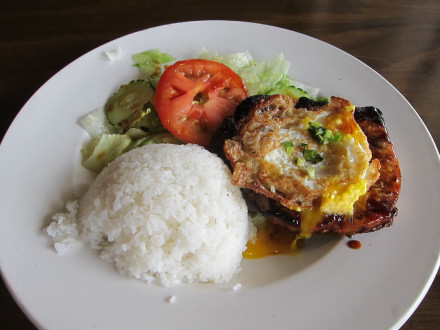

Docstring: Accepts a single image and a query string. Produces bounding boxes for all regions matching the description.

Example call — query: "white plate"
[1,21,439,330]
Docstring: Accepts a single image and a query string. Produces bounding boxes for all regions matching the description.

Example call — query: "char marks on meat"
[208,96,401,237]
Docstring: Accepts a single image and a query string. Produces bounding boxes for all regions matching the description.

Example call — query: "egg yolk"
[320,178,368,215]
[243,221,301,259]
[242,104,373,259]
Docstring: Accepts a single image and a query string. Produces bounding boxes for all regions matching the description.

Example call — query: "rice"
[78,143,253,286]
[46,200,82,255]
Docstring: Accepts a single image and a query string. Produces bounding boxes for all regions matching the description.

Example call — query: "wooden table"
[1,1,439,328]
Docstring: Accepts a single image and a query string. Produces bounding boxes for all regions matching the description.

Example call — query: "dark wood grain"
[1,0,439,329]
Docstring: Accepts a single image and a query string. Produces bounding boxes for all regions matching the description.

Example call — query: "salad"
[80,48,325,173]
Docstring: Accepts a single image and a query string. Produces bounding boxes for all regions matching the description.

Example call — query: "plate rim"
[1,20,439,330]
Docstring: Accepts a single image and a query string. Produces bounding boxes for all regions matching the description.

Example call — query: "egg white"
[263,105,371,216]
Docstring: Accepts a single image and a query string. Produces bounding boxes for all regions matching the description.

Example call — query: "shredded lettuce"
[198,48,254,74]
[248,53,291,95]
[199,48,290,95]
[198,48,320,97]
[124,127,150,140]
[133,49,175,87]
[126,132,181,151]
[79,107,116,138]
[81,134,132,173]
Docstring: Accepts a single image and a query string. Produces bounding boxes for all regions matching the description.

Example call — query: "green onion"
[286,141,323,167]
[306,166,316,179]
[297,143,323,165]
[298,143,308,154]
[295,157,306,167]
[308,121,341,144]
[282,141,294,157]
[303,148,323,164]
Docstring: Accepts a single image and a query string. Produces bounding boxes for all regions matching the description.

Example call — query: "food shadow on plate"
[235,233,341,287]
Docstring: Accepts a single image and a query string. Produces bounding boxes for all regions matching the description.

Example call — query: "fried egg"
[225,95,380,238]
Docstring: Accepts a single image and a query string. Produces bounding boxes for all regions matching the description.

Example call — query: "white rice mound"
[78,143,253,286]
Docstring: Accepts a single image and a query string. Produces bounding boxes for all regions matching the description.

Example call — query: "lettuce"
[198,48,322,99]
[79,107,116,138]
[198,48,254,73]
[133,49,175,87]
[81,134,132,173]
[199,48,309,96]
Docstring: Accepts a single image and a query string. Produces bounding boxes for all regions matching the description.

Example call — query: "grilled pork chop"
[209,95,401,237]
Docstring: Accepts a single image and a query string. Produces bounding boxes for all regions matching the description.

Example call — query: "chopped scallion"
[308,121,341,144]
[282,141,294,157]
[295,157,306,167]
[303,148,323,164]
[306,166,316,179]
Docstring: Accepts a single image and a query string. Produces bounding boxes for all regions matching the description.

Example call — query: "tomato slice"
[154,59,248,146]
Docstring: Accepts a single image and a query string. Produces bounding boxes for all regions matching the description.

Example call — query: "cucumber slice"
[105,80,154,128]
[268,85,309,101]
[139,103,167,133]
